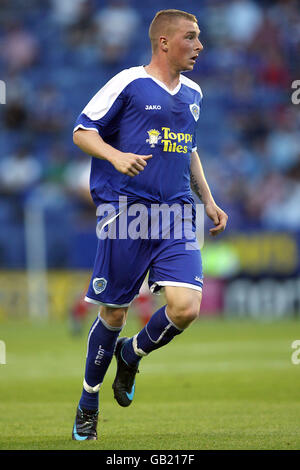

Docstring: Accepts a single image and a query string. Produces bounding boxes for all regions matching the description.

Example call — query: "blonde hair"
[149,9,198,52]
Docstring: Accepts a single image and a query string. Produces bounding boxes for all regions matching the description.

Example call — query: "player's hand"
[205,201,228,236]
[111,153,152,177]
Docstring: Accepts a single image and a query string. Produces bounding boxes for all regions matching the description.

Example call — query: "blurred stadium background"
[0,0,299,321]
[1,0,300,451]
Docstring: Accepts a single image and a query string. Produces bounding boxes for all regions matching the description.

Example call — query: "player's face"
[167,20,203,72]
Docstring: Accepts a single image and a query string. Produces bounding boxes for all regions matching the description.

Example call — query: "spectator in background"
[50,0,86,27]
[95,0,140,65]
[0,146,42,220]
[0,145,42,193]
[204,0,228,46]
[269,0,300,61]
[0,20,40,73]
[43,142,70,186]
[249,8,280,53]
[63,154,93,209]
[29,83,69,137]
[2,96,28,130]
[1,72,30,137]
[224,0,262,45]
[243,171,287,223]
[262,174,300,230]
[67,0,98,48]
[266,109,300,173]
[258,49,290,89]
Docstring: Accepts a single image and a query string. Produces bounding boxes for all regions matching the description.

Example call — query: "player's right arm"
[73,69,152,177]
[73,129,152,178]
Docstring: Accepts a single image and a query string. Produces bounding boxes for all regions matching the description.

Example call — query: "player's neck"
[144,59,181,92]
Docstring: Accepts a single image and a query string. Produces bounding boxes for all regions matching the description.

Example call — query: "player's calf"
[121,305,184,365]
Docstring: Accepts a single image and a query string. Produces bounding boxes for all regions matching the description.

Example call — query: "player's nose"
[196,39,204,52]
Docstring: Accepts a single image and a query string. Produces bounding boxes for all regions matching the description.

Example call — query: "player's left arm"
[190,150,228,236]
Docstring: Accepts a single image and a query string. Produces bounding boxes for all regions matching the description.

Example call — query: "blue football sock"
[79,313,123,410]
[121,305,183,367]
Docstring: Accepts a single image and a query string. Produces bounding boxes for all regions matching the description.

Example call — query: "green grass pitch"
[0,315,300,450]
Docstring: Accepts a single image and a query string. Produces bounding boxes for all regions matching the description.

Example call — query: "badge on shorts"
[189,103,200,121]
[93,277,107,295]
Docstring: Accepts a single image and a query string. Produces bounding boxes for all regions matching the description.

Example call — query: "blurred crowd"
[0,0,299,266]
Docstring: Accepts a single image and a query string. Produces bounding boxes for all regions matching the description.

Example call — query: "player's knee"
[100,306,127,327]
[175,304,199,324]
[167,296,201,328]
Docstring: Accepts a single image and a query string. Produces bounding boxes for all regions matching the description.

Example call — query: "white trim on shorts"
[150,281,203,294]
[84,295,138,308]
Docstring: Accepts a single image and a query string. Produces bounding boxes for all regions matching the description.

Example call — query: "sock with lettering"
[79,313,122,410]
[121,305,183,367]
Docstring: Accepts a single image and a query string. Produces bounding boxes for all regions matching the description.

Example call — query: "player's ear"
[159,36,168,52]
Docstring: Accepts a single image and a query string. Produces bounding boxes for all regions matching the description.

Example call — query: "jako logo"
[145,105,161,110]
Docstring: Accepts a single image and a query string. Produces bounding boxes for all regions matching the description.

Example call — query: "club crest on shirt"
[189,103,200,121]
[93,277,107,294]
[146,129,161,148]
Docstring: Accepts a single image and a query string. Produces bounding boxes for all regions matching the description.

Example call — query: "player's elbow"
[73,130,81,147]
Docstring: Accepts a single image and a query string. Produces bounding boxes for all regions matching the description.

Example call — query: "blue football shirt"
[74,66,203,206]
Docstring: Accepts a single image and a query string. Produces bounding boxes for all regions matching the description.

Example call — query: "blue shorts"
[85,201,203,307]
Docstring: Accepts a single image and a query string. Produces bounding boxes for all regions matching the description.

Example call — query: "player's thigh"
[148,238,203,299]
[87,235,150,306]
